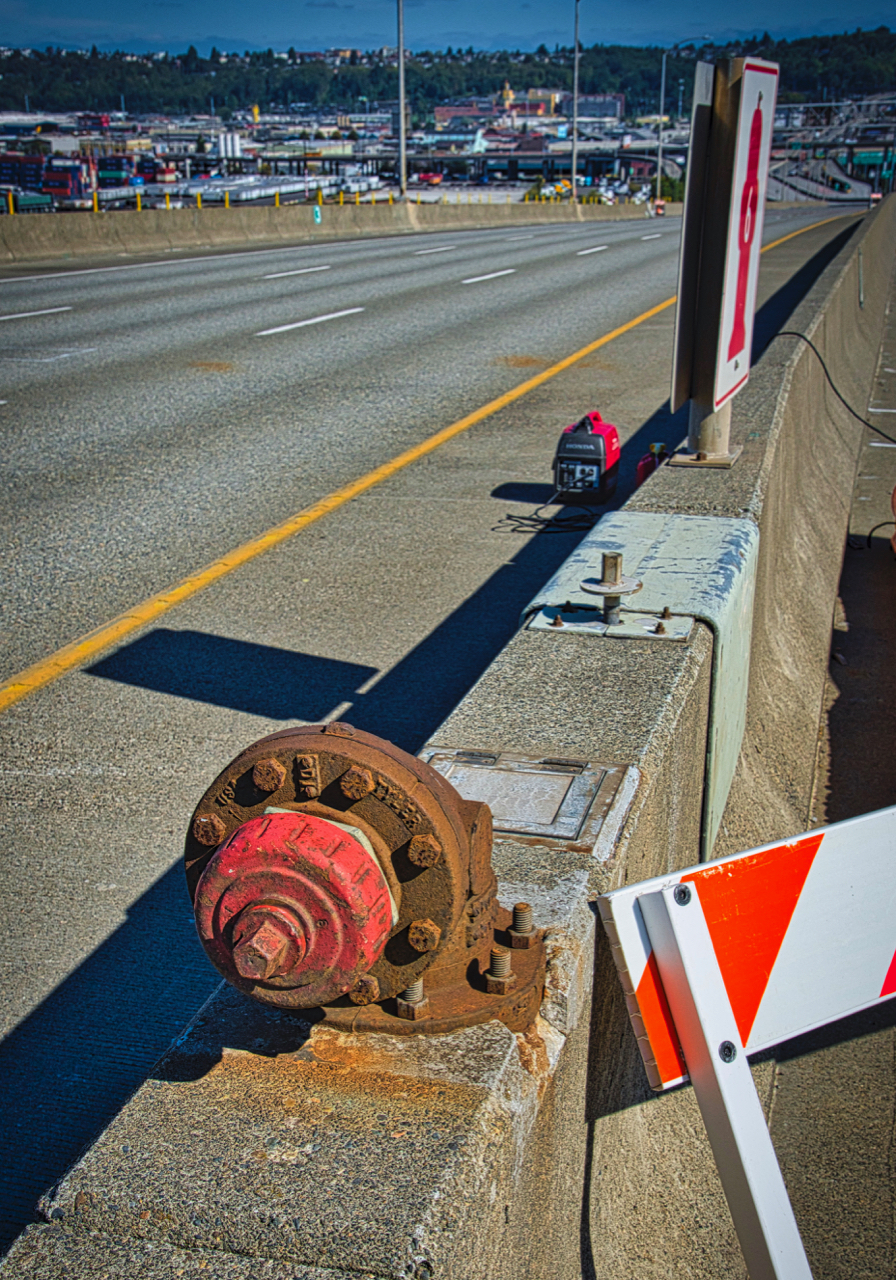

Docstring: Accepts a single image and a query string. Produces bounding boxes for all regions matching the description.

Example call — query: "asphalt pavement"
[0,205,862,1255]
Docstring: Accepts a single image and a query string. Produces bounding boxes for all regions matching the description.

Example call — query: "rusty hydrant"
[185,722,545,1034]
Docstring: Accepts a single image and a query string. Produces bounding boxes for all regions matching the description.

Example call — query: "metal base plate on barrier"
[420,748,628,849]
[528,605,693,640]
[667,445,743,469]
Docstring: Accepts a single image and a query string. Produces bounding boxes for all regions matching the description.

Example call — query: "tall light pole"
[397,0,407,197]
[571,0,580,201]
[658,38,710,204]
[656,51,667,204]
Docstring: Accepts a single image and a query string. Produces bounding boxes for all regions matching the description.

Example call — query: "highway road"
[0,207,841,678]
[0,205,864,1254]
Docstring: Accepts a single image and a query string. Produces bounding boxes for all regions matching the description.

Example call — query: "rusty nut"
[340,767,375,801]
[408,833,443,869]
[408,918,441,953]
[508,929,535,950]
[348,974,380,1005]
[396,995,430,1021]
[192,812,227,847]
[252,757,287,792]
[486,972,517,995]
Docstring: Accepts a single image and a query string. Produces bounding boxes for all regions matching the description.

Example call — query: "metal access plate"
[420,748,628,847]
[528,605,693,641]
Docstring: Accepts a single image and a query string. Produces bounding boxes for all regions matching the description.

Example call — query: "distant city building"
[562,93,626,119]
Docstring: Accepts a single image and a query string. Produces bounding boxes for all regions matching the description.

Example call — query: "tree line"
[2,27,894,119]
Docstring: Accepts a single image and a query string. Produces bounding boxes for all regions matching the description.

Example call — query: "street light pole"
[397,0,407,197]
[656,51,667,204]
[571,0,580,202]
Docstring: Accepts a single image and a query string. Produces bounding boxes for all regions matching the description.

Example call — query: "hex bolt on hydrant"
[185,722,546,1034]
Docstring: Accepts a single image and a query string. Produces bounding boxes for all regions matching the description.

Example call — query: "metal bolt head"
[486,972,517,995]
[192,812,227,847]
[348,974,380,1005]
[396,993,430,1021]
[673,884,692,906]
[232,915,302,981]
[340,766,374,801]
[408,833,443,869]
[408,918,441,953]
[252,757,287,792]
[718,1040,738,1064]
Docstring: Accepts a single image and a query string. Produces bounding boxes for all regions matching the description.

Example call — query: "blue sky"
[1,0,892,55]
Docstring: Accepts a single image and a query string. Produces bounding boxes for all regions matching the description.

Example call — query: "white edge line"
[414,246,456,255]
[263,265,331,279]
[256,306,364,336]
[461,269,516,285]
[641,234,662,240]
[868,440,896,446]
[577,245,609,256]
[0,305,73,322]
[868,408,896,414]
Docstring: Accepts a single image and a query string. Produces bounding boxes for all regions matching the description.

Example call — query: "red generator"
[552,411,620,504]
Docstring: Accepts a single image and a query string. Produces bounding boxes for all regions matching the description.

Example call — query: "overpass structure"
[0,198,894,1278]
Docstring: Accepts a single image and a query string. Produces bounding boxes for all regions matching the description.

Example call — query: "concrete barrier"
[0,199,679,265]
[3,200,890,1280]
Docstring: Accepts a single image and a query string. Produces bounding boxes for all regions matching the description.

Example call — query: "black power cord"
[494,491,602,534]
[774,330,896,445]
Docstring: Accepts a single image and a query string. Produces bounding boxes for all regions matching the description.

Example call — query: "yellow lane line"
[0,210,855,714]
[761,210,863,254]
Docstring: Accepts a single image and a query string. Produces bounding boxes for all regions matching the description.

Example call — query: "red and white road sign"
[713,59,779,411]
[600,805,896,1280]
[599,804,896,1091]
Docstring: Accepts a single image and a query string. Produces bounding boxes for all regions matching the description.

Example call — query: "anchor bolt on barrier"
[580,551,642,626]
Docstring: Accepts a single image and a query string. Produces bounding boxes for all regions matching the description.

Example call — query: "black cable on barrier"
[773,331,896,446]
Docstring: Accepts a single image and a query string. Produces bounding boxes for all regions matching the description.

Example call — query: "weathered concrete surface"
[30,853,598,1280]
[4,1224,372,1279]
[0,199,678,265]
[2,201,891,1279]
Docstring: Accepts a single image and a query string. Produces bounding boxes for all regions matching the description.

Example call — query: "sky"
[0,0,892,56]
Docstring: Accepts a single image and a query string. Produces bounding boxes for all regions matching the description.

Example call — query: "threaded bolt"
[602,551,622,585]
[402,978,424,1004]
[489,947,512,979]
[512,903,533,935]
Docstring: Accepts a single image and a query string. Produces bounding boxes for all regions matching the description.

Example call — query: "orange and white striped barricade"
[598,804,896,1280]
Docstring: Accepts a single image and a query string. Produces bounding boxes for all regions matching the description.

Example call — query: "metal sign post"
[598,804,896,1278]
[670,58,779,468]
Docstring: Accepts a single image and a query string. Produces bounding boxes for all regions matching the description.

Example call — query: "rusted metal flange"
[185,723,546,1034]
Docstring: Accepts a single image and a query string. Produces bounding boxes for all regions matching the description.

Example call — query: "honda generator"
[552,411,620,504]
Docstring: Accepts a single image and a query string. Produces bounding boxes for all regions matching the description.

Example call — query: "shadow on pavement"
[0,863,220,1256]
[88,632,376,722]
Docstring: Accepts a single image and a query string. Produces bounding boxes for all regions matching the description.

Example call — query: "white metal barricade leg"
[639,883,813,1280]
